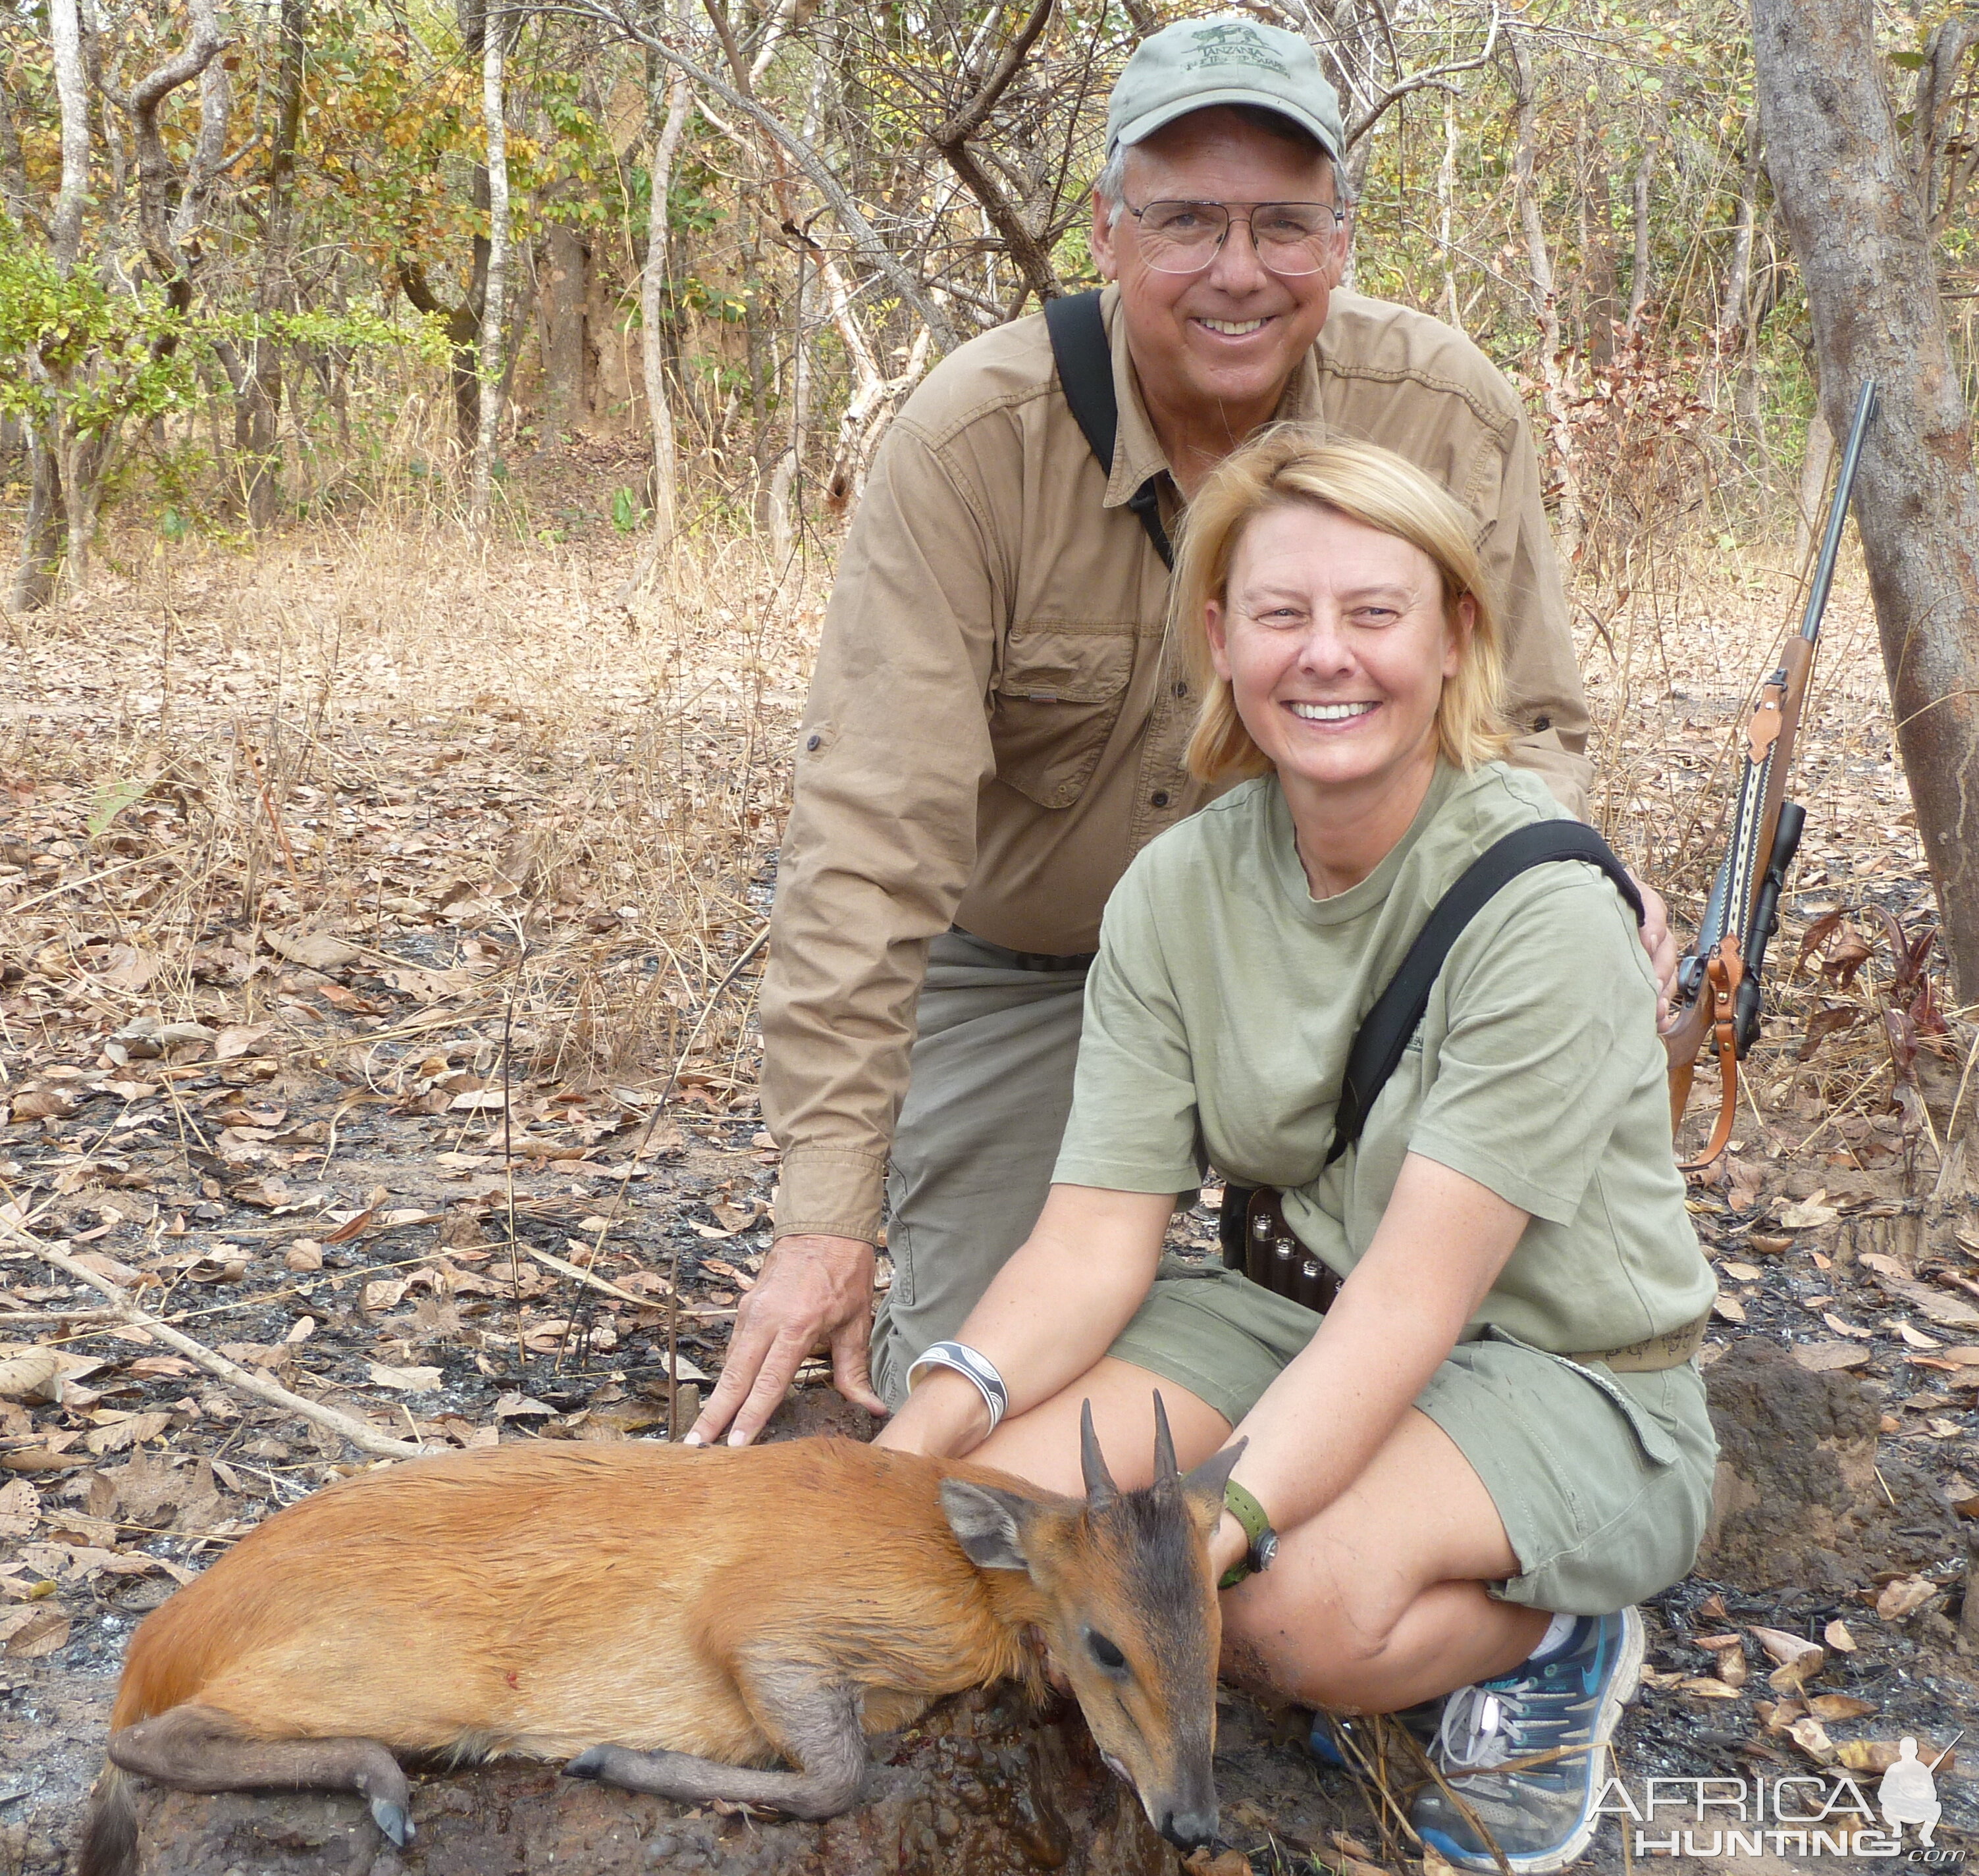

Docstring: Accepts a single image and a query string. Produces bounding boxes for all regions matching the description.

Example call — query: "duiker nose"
[1159,1808,1218,1851]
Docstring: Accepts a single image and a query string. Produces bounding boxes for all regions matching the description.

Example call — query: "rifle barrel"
[1800,380,1878,645]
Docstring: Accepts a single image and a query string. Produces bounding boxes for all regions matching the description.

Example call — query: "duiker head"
[940,1397,1244,1852]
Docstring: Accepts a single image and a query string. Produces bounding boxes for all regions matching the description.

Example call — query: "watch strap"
[1218,1479,1273,1590]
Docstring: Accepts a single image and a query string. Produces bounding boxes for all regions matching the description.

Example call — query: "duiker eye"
[1086,1630,1127,1671]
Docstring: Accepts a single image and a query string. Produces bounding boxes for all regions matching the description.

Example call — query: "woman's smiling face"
[1204,499,1469,808]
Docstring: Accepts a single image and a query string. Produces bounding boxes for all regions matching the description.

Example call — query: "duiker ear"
[1178,1438,1248,1537]
[941,1478,1040,1572]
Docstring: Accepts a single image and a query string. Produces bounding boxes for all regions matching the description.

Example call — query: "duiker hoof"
[368,1794,415,1846]
[561,1746,609,1781]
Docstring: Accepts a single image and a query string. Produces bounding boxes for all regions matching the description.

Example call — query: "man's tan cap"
[1105,17,1344,160]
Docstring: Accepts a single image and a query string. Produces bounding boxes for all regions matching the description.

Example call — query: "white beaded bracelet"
[905,1340,1009,1434]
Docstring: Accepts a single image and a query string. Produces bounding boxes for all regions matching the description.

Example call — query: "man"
[690,17,1663,1451]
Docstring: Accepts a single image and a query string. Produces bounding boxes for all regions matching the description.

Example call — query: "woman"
[876,430,1716,1876]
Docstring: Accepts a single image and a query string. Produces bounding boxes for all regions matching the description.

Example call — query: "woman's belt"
[1216,1184,1708,1372]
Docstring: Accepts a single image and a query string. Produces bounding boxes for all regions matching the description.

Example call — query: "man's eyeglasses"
[1123,199,1346,276]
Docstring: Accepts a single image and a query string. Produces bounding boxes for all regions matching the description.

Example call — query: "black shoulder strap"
[1324,822,1647,1168]
[1043,290,1174,570]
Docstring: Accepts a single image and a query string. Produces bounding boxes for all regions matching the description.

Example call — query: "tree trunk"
[1578,115,1620,369]
[1791,405,1834,565]
[470,5,510,531]
[12,0,90,610]
[1627,147,1653,332]
[542,218,589,442]
[47,0,88,271]
[1753,0,1979,1003]
[1508,36,1582,547]
[238,0,305,529]
[643,63,690,545]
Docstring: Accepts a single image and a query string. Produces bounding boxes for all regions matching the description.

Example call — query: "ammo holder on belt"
[1219,1184,1340,1314]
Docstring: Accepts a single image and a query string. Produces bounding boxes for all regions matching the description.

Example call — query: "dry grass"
[1,516,830,1109]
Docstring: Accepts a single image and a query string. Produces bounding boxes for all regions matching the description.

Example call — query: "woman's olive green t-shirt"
[1051,760,1716,1357]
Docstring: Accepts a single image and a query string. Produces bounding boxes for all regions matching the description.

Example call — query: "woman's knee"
[1220,1563,1402,1704]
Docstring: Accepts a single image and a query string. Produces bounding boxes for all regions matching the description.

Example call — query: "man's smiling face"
[1092,107,1345,434]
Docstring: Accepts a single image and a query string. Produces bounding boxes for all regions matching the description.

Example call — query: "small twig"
[7,1222,424,1461]
[517,1240,673,1313]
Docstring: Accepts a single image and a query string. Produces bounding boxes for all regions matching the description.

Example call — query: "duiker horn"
[1079,1399,1118,1506]
[1151,1392,1180,1492]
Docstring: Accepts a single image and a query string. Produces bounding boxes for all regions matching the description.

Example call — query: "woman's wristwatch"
[1218,1480,1279,1589]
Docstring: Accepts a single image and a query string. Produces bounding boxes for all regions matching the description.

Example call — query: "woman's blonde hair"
[1175,427,1510,783]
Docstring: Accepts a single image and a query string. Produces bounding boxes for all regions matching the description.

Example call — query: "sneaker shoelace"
[1435,1670,1593,1782]
[1435,1684,1523,1775]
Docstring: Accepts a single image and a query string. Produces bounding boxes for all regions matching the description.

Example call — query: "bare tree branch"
[929,0,1060,305]
[7,1224,427,1462]
[1343,2,1498,151]
[540,0,959,350]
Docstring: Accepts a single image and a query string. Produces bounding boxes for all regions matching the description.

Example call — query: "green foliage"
[610,486,648,532]
[0,240,201,436]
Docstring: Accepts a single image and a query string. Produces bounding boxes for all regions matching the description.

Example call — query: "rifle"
[1664,380,1878,1168]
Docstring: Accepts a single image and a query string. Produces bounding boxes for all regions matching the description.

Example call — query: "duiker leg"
[565,1671,866,1821]
[107,1702,415,1845]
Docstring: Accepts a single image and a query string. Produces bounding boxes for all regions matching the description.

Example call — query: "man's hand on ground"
[685,1234,885,1447]
[1627,873,1679,1031]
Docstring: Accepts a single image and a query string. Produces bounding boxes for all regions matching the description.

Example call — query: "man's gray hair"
[1094,112,1352,231]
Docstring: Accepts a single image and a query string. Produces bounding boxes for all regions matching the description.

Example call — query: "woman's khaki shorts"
[1108,1260,1718,1616]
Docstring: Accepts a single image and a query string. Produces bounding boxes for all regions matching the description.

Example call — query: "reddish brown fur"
[112,1440,1049,1759]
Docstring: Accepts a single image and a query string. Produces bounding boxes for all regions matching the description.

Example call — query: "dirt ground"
[2,483,1977,1874]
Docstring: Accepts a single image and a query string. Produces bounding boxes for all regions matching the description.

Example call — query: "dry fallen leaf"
[1787,1716,1836,1762]
[1679,1675,1743,1699]
[1721,1261,1763,1282]
[1714,1294,1748,1323]
[1760,1696,1807,1733]
[9,1087,77,1122]
[0,1605,72,1657]
[0,1348,64,1402]
[0,1478,41,1540]
[1806,1694,1878,1721]
[1824,1619,1858,1652]
[1875,1575,1941,1621]
[1898,1323,1944,1349]
[267,930,359,971]
[213,1022,274,1061]
[1751,1626,1821,1667]
[1792,1340,1872,1372]
[1822,1313,1874,1339]
[1780,1193,1840,1230]
[367,1362,442,1392]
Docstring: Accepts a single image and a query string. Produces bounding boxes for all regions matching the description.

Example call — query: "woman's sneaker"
[1410,1607,1645,1875]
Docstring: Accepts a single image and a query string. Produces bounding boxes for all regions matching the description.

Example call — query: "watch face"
[1255,1530,1279,1572]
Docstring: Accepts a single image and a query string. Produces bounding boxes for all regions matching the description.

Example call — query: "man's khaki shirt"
[761,285,1593,1245]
